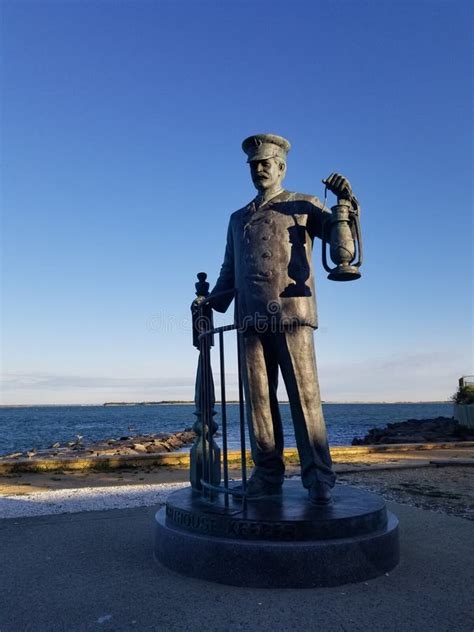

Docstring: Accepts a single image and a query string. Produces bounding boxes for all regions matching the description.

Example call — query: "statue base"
[154,481,399,588]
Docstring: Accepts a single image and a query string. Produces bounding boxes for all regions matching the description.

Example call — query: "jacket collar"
[246,189,292,213]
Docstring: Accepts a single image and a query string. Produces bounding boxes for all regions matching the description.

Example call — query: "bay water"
[0,402,453,456]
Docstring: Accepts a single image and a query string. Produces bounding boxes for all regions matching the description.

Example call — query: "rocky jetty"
[2,429,196,461]
[352,416,474,445]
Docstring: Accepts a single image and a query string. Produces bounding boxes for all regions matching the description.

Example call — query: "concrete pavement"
[0,501,473,632]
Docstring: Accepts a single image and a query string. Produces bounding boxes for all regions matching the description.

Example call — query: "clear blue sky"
[1,0,472,404]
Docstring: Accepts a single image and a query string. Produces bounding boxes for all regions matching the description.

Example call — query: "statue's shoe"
[308,482,332,505]
[232,476,283,500]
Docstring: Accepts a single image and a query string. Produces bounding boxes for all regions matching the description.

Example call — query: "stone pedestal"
[154,481,399,588]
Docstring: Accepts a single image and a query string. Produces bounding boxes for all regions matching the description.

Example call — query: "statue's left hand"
[322,172,352,199]
[322,173,358,209]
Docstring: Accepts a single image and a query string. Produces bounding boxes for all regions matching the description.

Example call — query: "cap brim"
[246,150,278,163]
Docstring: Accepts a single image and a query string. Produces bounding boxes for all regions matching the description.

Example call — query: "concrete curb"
[1,442,473,474]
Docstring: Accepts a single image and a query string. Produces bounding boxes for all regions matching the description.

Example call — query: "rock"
[132,443,147,453]
[1,428,197,464]
[352,416,474,445]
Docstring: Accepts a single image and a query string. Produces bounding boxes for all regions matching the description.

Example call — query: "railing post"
[235,292,248,508]
[190,273,221,493]
[219,330,229,506]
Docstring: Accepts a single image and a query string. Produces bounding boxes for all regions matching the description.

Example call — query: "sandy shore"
[0,444,472,521]
[1,444,473,494]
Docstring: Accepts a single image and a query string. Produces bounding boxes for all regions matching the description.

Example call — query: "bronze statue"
[158,164,398,588]
[200,134,361,504]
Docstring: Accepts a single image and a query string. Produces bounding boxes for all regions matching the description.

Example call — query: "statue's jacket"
[210,190,330,330]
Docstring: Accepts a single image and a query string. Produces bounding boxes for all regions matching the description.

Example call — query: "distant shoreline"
[0,400,452,408]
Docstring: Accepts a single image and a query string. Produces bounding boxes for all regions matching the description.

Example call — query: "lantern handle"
[351,210,363,268]
[321,185,332,274]
[321,216,333,274]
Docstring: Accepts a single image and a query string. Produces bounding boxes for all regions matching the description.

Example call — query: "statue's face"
[249,158,285,192]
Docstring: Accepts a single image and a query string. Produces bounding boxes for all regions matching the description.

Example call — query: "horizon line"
[0,400,453,408]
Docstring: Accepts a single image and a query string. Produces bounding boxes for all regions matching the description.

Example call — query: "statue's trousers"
[240,326,336,488]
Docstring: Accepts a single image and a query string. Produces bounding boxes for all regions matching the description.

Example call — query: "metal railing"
[190,278,248,508]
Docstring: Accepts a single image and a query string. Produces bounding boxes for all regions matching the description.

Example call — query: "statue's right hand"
[191,296,207,313]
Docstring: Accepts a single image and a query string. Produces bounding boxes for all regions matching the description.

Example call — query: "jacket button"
[262,251,272,258]
[261,235,269,240]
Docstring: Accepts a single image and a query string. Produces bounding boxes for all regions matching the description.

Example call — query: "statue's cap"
[241,134,291,163]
